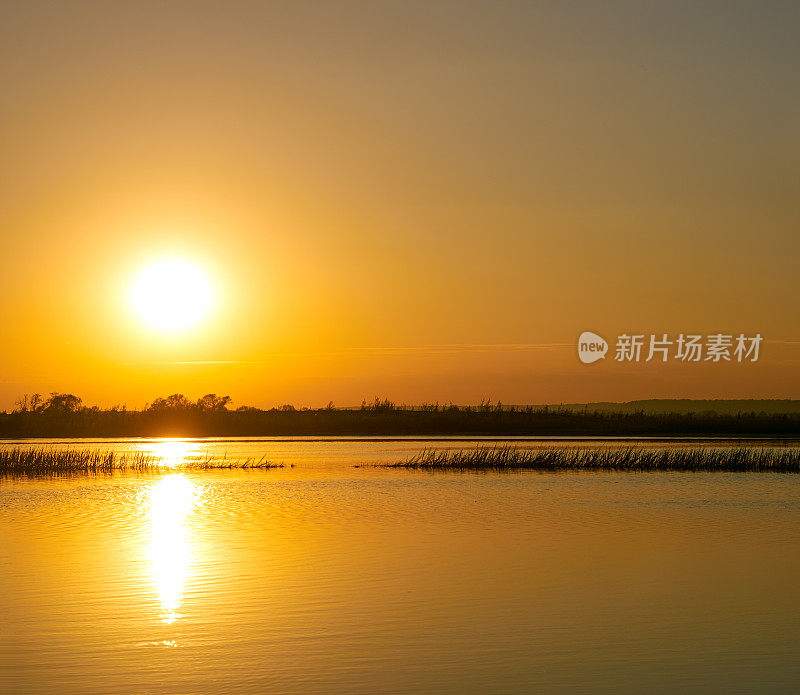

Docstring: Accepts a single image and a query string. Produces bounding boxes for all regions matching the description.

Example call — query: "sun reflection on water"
[148,474,201,625]
[140,439,198,468]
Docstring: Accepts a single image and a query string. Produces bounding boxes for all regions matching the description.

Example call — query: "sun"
[131,258,214,332]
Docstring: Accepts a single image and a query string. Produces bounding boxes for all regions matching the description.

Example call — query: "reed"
[390,445,800,472]
[0,448,282,475]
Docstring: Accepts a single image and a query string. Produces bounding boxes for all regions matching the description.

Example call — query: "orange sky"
[1,2,798,409]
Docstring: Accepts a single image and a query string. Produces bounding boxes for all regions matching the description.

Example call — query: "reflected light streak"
[148,474,201,625]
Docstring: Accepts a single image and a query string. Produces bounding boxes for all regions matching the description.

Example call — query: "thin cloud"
[127,342,574,366]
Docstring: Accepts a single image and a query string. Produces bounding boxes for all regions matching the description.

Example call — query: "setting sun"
[131,258,214,333]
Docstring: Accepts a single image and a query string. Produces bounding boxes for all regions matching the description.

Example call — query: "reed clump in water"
[0,448,282,475]
[391,446,800,472]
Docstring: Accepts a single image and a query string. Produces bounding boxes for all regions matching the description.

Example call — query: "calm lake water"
[2,437,800,694]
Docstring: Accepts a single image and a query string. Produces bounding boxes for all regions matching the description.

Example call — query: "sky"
[1,1,798,409]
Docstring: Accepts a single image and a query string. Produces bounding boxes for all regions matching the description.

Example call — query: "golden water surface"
[2,438,800,694]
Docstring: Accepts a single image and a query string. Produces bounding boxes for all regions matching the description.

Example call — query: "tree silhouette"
[196,394,232,412]
[147,394,193,412]
[43,393,82,414]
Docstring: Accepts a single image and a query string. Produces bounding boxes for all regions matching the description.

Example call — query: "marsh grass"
[0,448,282,476]
[391,445,800,472]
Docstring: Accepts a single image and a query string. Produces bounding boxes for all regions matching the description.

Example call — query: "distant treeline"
[1,393,800,438]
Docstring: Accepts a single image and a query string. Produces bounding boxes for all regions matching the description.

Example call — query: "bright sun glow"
[132,258,213,332]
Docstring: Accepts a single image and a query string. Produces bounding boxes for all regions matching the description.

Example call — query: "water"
[2,438,800,694]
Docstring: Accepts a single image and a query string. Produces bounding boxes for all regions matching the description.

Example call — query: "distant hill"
[542,400,800,415]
